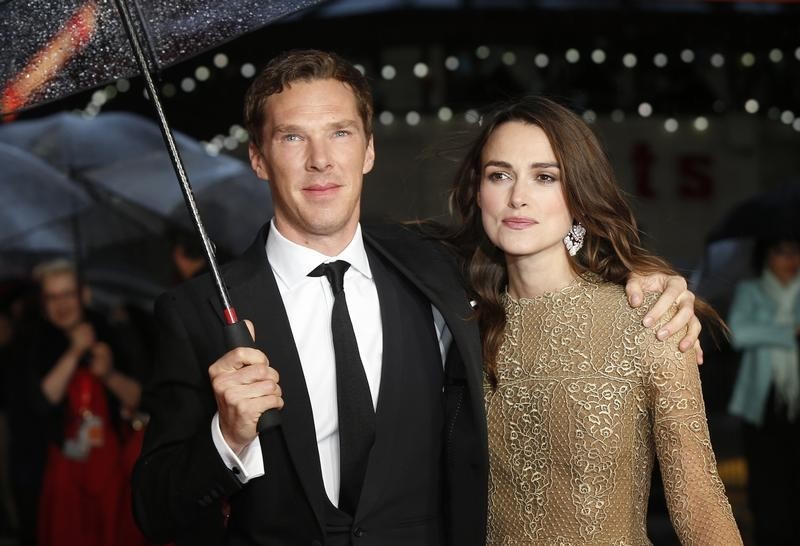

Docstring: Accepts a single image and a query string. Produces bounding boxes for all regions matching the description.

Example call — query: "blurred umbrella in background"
[0,111,272,307]
[692,178,800,315]
[706,177,800,244]
[0,141,91,245]
[0,0,326,116]
[0,111,272,255]
[0,140,169,307]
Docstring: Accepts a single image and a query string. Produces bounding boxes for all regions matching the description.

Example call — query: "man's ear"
[362,135,375,175]
[249,144,269,180]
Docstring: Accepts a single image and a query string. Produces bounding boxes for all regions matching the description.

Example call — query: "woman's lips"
[502,217,538,229]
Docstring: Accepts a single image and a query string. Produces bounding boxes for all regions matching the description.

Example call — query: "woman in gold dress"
[449,97,742,545]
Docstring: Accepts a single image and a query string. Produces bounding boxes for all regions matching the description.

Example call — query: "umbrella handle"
[222,321,282,432]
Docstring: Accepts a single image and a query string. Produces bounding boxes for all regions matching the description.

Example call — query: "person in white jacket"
[728,237,800,546]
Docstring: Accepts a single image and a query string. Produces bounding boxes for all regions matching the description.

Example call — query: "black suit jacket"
[132,223,487,546]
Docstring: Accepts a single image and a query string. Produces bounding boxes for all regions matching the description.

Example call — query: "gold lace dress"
[485,277,742,546]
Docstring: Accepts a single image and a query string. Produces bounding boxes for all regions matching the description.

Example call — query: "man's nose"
[307,139,333,171]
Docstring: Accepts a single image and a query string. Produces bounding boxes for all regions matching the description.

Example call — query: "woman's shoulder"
[586,279,673,337]
[583,277,654,315]
[588,283,690,381]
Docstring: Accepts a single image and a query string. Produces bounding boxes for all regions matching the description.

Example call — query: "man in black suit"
[132,50,700,546]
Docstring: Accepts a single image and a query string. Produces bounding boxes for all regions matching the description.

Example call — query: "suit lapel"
[362,226,487,449]
[208,227,327,532]
[354,247,407,515]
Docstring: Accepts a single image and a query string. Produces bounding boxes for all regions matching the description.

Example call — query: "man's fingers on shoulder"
[695,340,704,364]
[667,274,688,291]
[676,316,701,352]
[644,296,672,328]
[625,274,644,307]
[660,305,693,340]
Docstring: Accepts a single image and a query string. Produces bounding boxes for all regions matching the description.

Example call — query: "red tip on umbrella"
[223,307,239,326]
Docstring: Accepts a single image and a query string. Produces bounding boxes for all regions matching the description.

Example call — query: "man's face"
[41,272,83,331]
[249,78,375,254]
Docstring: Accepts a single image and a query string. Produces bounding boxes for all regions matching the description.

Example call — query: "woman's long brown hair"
[448,97,722,388]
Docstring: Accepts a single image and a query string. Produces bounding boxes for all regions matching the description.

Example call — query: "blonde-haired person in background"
[6,260,141,546]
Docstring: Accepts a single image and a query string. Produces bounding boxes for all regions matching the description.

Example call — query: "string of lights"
[79,39,800,152]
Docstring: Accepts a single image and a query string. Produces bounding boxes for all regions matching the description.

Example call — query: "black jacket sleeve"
[131,291,243,545]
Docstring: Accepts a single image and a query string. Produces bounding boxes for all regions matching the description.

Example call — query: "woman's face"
[767,241,800,284]
[477,121,573,262]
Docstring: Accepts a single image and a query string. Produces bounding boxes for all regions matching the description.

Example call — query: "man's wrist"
[211,413,265,483]
[223,432,246,458]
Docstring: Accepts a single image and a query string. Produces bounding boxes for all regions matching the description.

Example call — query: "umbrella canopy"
[691,178,800,313]
[0,148,170,299]
[0,141,91,245]
[0,0,326,115]
[0,193,169,309]
[706,178,800,243]
[0,111,272,254]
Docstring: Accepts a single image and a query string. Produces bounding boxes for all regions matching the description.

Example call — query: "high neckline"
[504,273,599,306]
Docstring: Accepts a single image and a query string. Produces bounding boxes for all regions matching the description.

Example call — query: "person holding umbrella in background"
[728,237,800,545]
[132,49,703,546]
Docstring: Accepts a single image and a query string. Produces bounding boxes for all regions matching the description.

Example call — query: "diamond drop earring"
[563,222,586,256]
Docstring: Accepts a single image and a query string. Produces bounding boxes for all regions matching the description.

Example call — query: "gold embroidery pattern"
[485,278,742,545]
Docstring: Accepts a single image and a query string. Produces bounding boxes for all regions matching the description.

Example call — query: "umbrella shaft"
[112,0,235,319]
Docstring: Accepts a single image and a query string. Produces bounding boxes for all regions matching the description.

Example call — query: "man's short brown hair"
[243,49,373,150]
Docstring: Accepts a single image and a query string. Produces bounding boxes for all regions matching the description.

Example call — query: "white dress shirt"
[212,220,451,506]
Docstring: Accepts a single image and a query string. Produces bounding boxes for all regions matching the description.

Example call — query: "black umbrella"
[0,111,272,255]
[0,138,168,285]
[706,178,800,244]
[692,178,800,313]
[1,0,326,430]
[1,0,324,115]
[0,141,91,244]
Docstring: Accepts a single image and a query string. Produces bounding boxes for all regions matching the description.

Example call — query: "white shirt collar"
[265,219,372,291]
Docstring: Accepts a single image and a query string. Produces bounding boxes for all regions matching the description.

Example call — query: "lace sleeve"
[645,306,743,546]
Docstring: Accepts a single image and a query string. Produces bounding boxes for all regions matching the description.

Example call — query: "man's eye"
[283,134,302,142]
[334,130,351,137]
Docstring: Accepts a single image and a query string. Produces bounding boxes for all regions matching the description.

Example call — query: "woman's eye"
[334,130,351,137]
[537,173,558,183]
[488,171,510,182]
